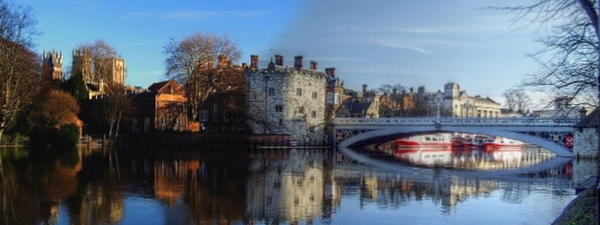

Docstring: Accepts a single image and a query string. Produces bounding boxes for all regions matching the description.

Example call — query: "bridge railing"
[333,117,579,127]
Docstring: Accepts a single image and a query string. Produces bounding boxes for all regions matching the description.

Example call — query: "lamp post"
[434,91,443,123]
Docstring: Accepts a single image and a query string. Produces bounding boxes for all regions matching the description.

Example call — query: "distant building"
[442,82,501,117]
[533,97,582,118]
[336,84,380,118]
[41,50,63,81]
[72,48,126,99]
[197,55,248,133]
[245,55,329,143]
[129,80,188,132]
[325,67,348,119]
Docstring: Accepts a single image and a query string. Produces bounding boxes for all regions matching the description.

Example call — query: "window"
[298,106,305,114]
[312,91,318,99]
[296,88,302,96]
[268,87,275,96]
[327,92,334,103]
[311,111,316,118]
[275,105,283,112]
[334,93,340,104]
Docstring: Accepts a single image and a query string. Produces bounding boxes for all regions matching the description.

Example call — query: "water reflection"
[0,146,589,225]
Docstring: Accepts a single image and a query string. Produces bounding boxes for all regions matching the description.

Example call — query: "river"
[0,142,593,225]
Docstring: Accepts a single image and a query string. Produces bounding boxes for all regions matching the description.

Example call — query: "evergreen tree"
[62,71,89,101]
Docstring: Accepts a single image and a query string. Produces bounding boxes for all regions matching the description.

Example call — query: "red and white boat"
[395,133,453,148]
[461,134,488,148]
[483,137,523,151]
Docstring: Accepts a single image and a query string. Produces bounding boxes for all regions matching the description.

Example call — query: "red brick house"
[130,80,188,132]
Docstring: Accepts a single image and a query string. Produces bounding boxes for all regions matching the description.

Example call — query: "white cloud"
[121,10,268,21]
[366,38,432,54]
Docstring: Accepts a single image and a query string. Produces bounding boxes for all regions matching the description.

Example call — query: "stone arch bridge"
[333,117,579,157]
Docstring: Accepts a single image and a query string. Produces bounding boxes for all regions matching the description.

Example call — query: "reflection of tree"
[66,148,124,225]
[0,148,82,225]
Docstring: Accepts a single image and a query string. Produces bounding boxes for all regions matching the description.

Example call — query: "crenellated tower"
[41,50,63,81]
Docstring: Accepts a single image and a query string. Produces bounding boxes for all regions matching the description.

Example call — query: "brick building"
[130,80,188,132]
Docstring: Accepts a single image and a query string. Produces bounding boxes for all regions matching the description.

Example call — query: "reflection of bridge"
[333,117,578,157]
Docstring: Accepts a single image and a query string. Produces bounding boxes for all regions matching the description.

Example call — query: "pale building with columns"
[442,82,501,118]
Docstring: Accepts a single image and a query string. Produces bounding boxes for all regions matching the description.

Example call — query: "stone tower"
[41,50,63,81]
[72,49,93,83]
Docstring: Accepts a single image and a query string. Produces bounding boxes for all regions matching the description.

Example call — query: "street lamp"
[434,91,443,123]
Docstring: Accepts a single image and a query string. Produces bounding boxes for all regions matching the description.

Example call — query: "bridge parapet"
[333,117,578,127]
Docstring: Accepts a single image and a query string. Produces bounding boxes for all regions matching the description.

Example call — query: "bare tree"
[0,39,39,142]
[102,84,131,139]
[0,0,38,47]
[503,88,531,113]
[0,0,38,142]
[497,1,599,108]
[163,33,241,121]
[76,40,122,86]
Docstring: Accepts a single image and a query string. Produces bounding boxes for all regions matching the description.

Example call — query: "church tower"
[41,50,63,81]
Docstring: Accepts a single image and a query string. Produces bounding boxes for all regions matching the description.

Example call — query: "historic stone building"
[41,50,63,81]
[72,48,126,99]
[442,82,501,117]
[573,108,598,158]
[245,55,330,144]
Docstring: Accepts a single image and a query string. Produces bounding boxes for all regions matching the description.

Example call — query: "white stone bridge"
[333,117,579,157]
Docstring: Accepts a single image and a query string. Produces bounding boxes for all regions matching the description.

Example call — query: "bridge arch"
[337,126,573,157]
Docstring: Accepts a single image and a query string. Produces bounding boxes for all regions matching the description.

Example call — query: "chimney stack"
[250,54,259,69]
[392,88,397,96]
[274,55,283,66]
[310,61,317,70]
[362,84,368,94]
[325,67,336,77]
[294,56,303,70]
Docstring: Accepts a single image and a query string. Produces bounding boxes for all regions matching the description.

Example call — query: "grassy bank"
[553,188,598,225]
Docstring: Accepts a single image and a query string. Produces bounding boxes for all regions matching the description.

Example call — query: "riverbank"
[552,187,598,225]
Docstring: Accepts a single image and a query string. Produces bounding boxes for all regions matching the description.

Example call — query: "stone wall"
[246,66,328,144]
[573,128,598,158]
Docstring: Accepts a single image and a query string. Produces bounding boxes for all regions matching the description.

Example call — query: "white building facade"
[442,82,501,117]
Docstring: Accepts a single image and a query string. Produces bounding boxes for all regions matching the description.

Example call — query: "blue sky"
[21,0,548,105]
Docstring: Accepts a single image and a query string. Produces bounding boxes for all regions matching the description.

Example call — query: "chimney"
[310,61,317,70]
[250,54,259,69]
[294,56,303,70]
[362,84,368,94]
[274,55,283,66]
[392,88,397,96]
[241,62,248,68]
[409,87,414,93]
[325,67,336,77]
[218,55,228,67]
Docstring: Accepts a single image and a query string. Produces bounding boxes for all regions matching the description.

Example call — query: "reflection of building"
[246,55,329,143]
[153,160,201,205]
[130,80,189,132]
[245,150,324,223]
[41,50,63,81]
